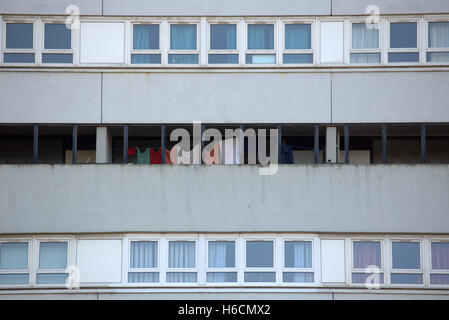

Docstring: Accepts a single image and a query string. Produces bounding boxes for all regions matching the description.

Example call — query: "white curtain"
[429,22,449,48]
[169,241,195,268]
[39,242,67,269]
[352,23,379,49]
[219,138,241,164]
[128,272,159,283]
[208,241,235,282]
[0,242,28,269]
[166,272,197,282]
[130,241,157,268]
[350,53,380,63]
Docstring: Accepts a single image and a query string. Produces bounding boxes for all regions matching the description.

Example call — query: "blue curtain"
[210,24,236,50]
[39,242,67,269]
[285,24,311,49]
[130,241,157,268]
[248,25,274,50]
[133,24,159,50]
[170,25,197,50]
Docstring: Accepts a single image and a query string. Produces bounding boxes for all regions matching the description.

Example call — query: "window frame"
[167,20,200,66]
[245,19,278,66]
[207,20,240,66]
[2,18,37,65]
[350,238,385,287]
[0,239,31,288]
[425,18,449,65]
[165,237,198,285]
[281,237,315,286]
[243,237,277,285]
[389,238,424,287]
[427,238,449,288]
[348,19,382,65]
[205,236,238,285]
[130,20,162,66]
[126,237,161,285]
[281,19,315,65]
[387,18,421,64]
[41,19,74,65]
[35,238,71,288]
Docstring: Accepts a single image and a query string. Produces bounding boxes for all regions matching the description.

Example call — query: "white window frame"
[425,18,449,65]
[245,19,278,66]
[387,18,421,65]
[2,17,37,65]
[129,20,162,66]
[0,238,32,288]
[427,238,449,288]
[126,237,161,286]
[389,238,424,287]
[207,19,240,66]
[348,19,382,65]
[350,238,385,287]
[243,236,277,285]
[205,236,239,286]
[35,237,72,288]
[167,19,200,66]
[41,19,74,66]
[165,237,198,286]
[281,19,315,65]
[281,236,316,286]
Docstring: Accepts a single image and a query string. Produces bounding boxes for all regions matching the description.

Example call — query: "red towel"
[150,148,161,164]
[128,148,136,156]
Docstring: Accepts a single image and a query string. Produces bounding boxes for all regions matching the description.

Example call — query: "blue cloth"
[280,144,294,164]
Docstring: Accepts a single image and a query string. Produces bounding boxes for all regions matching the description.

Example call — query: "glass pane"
[283,272,314,283]
[353,242,381,269]
[166,272,197,282]
[130,241,158,268]
[350,53,381,63]
[42,53,73,63]
[44,24,71,49]
[283,54,313,64]
[131,54,161,64]
[208,241,235,268]
[390,22,417,48]
[210,24,236,50]
[246,241,273,268]
[388,52,419,62]
[248,24,274,50]
[431,242,449,269]
[246,54,276,64]
[168,54,198,64]
[0,242,28,270]
[133,24,159,50]
[128,272,159,283]
[352,23,379,49]
[0,274,29,285]
[206,272,237,282]
[6,23,33,49]
[430,274,449,285]
[428,22,449,48]
[244,272,275,282]
[4,53,35,63]
[427,52,449,62]
[36,273,68,284]
[285,24,311,49]
[208,54,239,64]
[170,25,197,50]
[352,273,384,284]
[391,273,423,285]
[392,242,420,269]
[168,241,195,268]
[39,242,68,269]
[284,241,312,268]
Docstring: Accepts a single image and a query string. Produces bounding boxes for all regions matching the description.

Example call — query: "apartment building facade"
[0,0,449,299]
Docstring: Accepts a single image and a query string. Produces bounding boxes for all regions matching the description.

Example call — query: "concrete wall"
[0,164,448,234]
[332,0,449,15]
[0,0,102,15]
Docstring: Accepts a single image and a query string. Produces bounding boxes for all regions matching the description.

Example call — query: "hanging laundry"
[150,148,162,164]
[136,147,150,164]
[164,148,173,164]
[128,147,136,156]
[178,144,201,164]
[203,141,220,165]
[169,145,179,164]
[280,144,294,164]
[218,137,241,164]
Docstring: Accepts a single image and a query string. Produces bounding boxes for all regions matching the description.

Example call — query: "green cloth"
[136,147,150,164]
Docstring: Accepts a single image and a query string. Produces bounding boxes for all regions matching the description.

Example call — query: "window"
[42,23,72,64]
[350,23,380,63]
[246,23,276,64]
[128,241,159,283]
[388,22,419,63]
[208,24,238,64]
[131,24,161,64]
[206,240,237,282]
[390,241,423,285]
[0,242,29,285]
[283,23,313,64]
[244,240,275,282]
[167,240,197,282]
[168,24,199,64]
[427,21,449,63]
[283,240,314,283]
[351,241,384,284]
[430,242,449,285]
[4,22,35,63]
[36,241,68,285]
